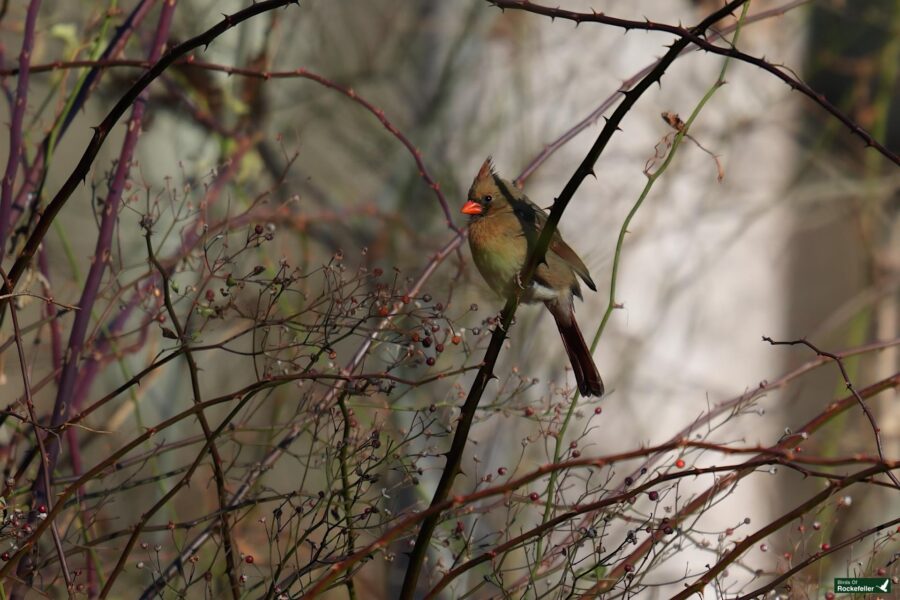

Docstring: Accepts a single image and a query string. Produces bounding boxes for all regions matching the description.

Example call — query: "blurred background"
[0,0,897,597]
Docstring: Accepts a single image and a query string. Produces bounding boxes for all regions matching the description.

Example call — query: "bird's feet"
[515,272,526,290]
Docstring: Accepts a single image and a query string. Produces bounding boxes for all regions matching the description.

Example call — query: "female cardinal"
[462,158,604,397]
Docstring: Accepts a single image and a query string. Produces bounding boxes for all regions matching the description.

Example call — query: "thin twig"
[763,336,900,488]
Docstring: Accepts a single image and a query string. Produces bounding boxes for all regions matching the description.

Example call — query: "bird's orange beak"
[461,200,483,215]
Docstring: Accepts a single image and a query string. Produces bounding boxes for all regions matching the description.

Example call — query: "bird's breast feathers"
[468,217,562,304]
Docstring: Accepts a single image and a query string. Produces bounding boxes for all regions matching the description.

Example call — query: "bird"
[461,158,604,397]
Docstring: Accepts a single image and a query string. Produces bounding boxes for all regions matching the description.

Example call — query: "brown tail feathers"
[548,302,604,397]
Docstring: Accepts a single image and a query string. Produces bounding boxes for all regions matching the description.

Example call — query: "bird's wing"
[511,197,597,292]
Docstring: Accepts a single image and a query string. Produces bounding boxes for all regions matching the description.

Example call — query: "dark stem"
[144,228,242,598]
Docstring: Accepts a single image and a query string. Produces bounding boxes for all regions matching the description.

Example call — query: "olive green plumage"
[462,158,604,397]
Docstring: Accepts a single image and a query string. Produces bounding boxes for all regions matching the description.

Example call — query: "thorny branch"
[490,0,900,166]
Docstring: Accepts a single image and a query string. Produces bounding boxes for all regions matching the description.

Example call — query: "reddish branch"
[0,0,41,250]
[490,0,900,167]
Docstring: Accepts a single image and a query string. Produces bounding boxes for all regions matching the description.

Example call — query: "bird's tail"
[548,302,604,397]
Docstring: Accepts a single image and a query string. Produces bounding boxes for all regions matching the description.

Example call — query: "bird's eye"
[484,195,493,203]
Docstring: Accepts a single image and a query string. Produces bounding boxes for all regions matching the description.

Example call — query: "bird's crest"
[476,156,495,183]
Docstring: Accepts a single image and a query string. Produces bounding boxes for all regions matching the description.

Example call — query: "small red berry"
[524,407,535,417]
[820,542,830,551]
[426,357,436,366]
[648,491,659,501]
[377,306,389,317]
[451,335,461,345]
[1,552,9,561]
[529,492,540,502]
[245,555,254,564]
[594,407,602,415]
[498,467,507,476]
[675,459,685,468]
